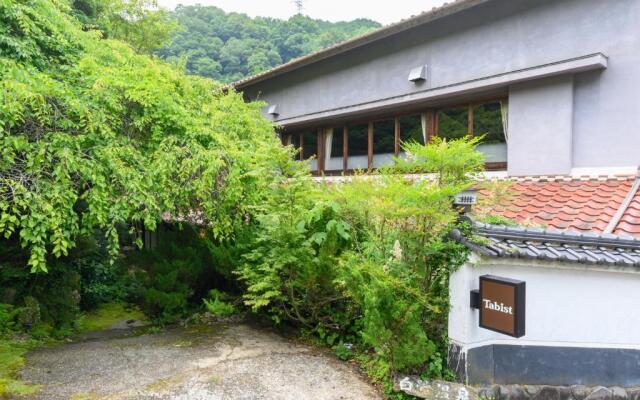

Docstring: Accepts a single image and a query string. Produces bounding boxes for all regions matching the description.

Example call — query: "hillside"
[157,6,381,83]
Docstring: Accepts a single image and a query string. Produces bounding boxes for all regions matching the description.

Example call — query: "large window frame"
[283,97,507,175]
[435,98,508,171]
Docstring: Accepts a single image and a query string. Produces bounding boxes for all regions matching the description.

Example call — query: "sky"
[155,0,450,25]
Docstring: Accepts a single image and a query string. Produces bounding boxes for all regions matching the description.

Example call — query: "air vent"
[408,65,427,83]
[267,104,279,116]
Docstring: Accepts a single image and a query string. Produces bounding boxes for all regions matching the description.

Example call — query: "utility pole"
[293,0,303,14]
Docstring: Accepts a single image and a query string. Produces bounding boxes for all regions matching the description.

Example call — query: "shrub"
[142,260,191,325]
[237,164,353,328]
[237,137,483,393]
[73,236,127,311]
[0,305,20,336]
[203,289,236,318]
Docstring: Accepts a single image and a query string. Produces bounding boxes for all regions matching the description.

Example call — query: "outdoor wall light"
[408,65,427,83]
[267,104,279,116]
[454,188,478,213]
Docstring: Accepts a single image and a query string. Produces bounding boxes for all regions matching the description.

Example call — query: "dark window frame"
[282,97,508,175]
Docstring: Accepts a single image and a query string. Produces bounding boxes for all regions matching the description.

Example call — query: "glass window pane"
[330,127,343,158]
[373,120,395,154]
[301,131,317,160]
[438,107,469,140]
[291,134,301,159]
[473,101,506,144]
[399,115,423,144]
[347,124,368,156]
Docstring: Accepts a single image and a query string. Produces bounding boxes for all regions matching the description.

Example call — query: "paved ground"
[21,322,382,400]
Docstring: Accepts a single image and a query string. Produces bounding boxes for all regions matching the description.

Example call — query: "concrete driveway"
[20,322,382,400]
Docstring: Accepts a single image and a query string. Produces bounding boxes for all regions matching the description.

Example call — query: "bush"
[203,289,236,317]
[142,260,191,325]
[237,166,353,328]
[73,236,127,310]
[237,137,483,393]
[126,224,232,324]
[0,305,20,336]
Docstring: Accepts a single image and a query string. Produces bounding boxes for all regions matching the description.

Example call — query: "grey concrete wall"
[459,344,640,387]
[508,76,574,176]
[242,0,640,174]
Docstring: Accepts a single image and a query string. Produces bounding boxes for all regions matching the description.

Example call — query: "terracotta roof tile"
[478,177,638,236]
[614,187,640,237]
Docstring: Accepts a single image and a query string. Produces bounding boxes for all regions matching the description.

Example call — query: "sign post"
[471,275,525,338]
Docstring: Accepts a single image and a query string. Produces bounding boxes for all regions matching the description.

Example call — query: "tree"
[72,0,178,54]
[0,0,291,272]
[157,5,381,83]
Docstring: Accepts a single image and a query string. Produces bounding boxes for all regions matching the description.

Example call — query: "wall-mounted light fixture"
[267,104,279,117]
[454,188,478,214]
[408,65,427,83]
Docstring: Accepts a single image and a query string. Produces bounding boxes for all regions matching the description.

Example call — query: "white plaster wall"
[449,256,640,350]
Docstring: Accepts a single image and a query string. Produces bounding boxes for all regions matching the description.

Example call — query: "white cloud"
[155,0,450,25]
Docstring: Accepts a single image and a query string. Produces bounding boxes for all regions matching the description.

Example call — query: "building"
[235,0,639,178]
[235,0,640,388]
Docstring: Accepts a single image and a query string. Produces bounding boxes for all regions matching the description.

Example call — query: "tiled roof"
[613,183,640,236]
[478,175,640,238]
[233,0,490,89]
[453,221,640,267]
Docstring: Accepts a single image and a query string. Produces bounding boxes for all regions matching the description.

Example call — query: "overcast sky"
[155,0,450,25]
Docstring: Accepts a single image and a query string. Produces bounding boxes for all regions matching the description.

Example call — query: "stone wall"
[395,376,640,400]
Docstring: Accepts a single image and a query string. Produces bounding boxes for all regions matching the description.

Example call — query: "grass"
[75,302,148,333]
[0,339,40,398]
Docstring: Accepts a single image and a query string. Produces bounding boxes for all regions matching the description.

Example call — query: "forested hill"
[156,6,381,83]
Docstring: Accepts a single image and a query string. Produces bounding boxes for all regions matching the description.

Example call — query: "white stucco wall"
[449,255,640,351]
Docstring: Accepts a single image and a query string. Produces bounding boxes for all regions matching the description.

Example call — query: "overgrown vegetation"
[237,138,484,394]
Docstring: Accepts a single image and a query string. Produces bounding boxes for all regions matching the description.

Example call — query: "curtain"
[421,113,428,144]
[500,100,509,143]
[324,128,333,164]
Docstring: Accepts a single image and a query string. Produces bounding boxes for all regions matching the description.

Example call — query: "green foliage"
[124,224,234,324]
[237,160,353,328]
[478,214,518,227]
[238,137,482,393]
[71,0,179,54]
[0,0,291,273]
[72,236,127,310]
[157,6,381,82]
[142,259,191,325]
[0,304,22,336]
[202,289,236,318]
[75,301,146,332]
[0,339,40,397]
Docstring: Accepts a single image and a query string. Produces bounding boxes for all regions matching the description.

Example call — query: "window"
[373,120,395,154]
[473,101,506,144]
[325,127,344,172]
[291,134,301,159]
[437,107,469,140]
[330,127,343,158]
[281,98,507,173]
[301,131,317,160]
[473,101,508,166]
[399,115,423,145]
[347,124,368,156]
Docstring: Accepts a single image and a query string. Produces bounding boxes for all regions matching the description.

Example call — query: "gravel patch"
[20,322,381,400]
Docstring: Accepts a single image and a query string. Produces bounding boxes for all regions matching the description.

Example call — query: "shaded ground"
[20,322,381,400]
